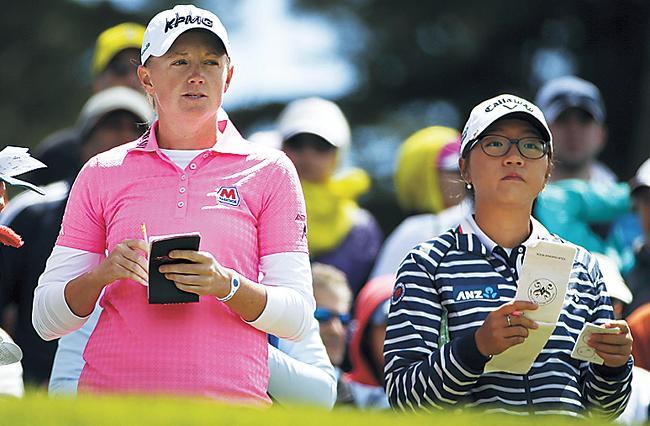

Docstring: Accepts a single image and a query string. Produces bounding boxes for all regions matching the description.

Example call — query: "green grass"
[0,390,616,426]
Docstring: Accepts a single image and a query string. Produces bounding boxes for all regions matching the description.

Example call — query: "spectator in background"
[628,304,650,371]
[535,75,613,184]
[371,127,469,278]
[0,87,154,386]
[534,179,631,269]
[279,98,383,295]
[311,263,353,404]
[622,159,650,316]
[533,76,633,270]
[248,130,282,151]
[344,275,393,409]
[27,23,145,187]
[0,183,24,397]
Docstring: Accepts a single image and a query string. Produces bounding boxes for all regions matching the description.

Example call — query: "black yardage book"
[148,233,201,304]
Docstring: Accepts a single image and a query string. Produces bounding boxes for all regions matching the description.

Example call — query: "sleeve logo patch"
[391,282,406,305]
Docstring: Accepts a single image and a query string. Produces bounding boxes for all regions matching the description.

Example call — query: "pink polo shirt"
[56,119,308,403]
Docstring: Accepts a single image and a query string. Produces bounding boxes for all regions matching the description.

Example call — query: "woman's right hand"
[474,300,539,357]
[94,239,149,287]
[63,239,149,318]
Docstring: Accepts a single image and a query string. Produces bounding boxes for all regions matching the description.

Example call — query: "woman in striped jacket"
[384,94,633,418]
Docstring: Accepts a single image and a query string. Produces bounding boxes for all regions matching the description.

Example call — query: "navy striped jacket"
[384,221,633,418]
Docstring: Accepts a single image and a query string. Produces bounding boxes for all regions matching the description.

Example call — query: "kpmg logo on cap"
[165,12,213,33]
[484,97,534,113]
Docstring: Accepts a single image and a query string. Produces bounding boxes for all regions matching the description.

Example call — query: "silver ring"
[506,315,512,327]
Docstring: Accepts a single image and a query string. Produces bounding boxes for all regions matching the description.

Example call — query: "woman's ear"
[137,65,154,95]
[544,163,552,183]
[224,65,234,93]
[459,157,470,183]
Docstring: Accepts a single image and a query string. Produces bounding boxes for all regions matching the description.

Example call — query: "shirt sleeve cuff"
[592,356,633,378]
[451,332,492,372]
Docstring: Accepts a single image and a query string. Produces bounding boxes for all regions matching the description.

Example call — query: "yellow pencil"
[141,223,148,244]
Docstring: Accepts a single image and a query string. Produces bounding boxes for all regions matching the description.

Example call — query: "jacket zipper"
[523,374,533,414]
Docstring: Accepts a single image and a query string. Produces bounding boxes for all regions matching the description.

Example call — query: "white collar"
[459,213,550,253]
[130,108,258,157]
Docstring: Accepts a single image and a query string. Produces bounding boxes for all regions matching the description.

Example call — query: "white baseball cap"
[460,94,552,157]
[141,4,231,65]
[630,158,650,195]
[278,97,351,149]
[77,86,155,139]
[535,76,605,123]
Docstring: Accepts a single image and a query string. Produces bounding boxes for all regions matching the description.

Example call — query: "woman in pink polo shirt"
[33,5,314,403]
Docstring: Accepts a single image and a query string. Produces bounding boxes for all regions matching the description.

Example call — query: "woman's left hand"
[159,250,232,298]
[587,320,633,368]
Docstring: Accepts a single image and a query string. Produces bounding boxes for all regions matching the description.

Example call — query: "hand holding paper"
[572,321,632,367]
[485,240,577,374]
[475,300,539,357]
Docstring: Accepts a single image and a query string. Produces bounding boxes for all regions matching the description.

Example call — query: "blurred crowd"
[0,13,649,424]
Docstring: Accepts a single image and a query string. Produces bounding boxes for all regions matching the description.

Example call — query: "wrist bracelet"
[217,273,241,303]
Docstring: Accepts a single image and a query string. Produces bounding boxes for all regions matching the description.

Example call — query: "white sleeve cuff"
[245,252,315,341]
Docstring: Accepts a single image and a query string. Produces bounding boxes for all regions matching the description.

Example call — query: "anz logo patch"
[453,285,499,301]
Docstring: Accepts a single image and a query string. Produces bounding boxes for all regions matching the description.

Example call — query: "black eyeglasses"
[283,134,337,153]
[314,307,350,325]
[473,134,549,160]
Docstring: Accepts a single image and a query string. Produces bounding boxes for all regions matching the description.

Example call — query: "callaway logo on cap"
[141,4,231,65]
[460,94,552,157]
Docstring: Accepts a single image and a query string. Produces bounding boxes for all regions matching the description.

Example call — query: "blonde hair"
[311,263,352,307]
